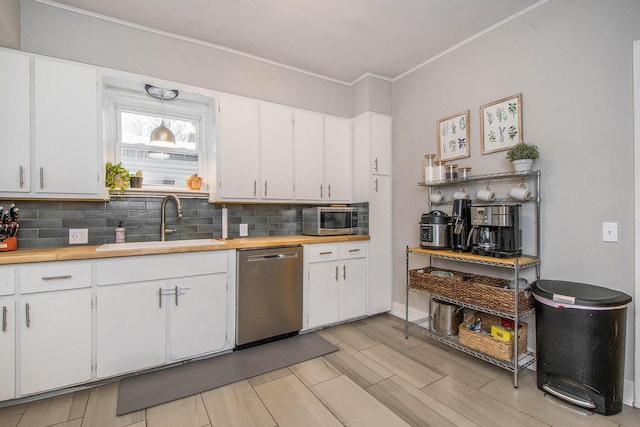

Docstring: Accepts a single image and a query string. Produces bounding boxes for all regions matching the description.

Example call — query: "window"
[105,80,214,189]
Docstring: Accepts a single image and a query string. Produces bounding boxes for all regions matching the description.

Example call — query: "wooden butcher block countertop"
[0,235,370,265]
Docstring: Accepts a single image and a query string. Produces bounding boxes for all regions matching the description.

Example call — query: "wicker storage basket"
[455,278,533,315]
[409,267,532,315]
[409,267,463,298]
[458,312,527,362]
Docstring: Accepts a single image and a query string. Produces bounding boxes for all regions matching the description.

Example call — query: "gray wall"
[392,0,640,382]
[19,0,352,117]
[352,75,393,117]
[0,0,20,49]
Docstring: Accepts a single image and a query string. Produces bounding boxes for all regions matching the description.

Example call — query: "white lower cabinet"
[95,251,232,379]
[20,289,92,395]
[0,297,15,401]
[18,261,92,396]
[306,242,367,329]
[0,267,15,401]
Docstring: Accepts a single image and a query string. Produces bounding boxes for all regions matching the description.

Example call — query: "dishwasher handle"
[247,252,299,262]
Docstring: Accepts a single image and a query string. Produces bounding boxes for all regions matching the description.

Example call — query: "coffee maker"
[469,204,521,258]
[451,199,472,252]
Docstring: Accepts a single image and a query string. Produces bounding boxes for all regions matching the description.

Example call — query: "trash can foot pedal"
[542,384,596,410]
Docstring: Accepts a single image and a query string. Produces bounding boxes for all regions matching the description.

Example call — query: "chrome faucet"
[160,194,183,241]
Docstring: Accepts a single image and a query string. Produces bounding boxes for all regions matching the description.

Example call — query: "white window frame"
[104,85,214,193]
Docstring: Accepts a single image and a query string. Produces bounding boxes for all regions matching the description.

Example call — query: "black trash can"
[531,280,632,415]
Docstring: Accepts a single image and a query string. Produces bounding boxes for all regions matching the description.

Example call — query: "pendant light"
[145,84,179,145]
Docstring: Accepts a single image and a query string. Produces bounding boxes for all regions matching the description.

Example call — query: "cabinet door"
[218,96,260,199]
[324,116,351,202]
[34,58,100,196]
[169,274,228,360]
[371,114,392,176]
[0,298,15,401]
[339,258,367,321]
[308,262,339,328]
[294,111,324,200]
[20,289,91,395]
[0,50,30,194]
[260,104,294,200]
[368,175,393,314]
[96,282,166,378]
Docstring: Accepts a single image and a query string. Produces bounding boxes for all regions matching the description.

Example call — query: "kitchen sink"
[96,238,226,251]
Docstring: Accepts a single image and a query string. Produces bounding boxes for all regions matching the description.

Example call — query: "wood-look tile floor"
[1,314,639,427]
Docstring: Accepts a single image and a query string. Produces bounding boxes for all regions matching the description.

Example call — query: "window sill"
[107,186,212,201]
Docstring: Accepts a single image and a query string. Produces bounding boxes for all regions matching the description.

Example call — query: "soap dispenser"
[115,221,126,243]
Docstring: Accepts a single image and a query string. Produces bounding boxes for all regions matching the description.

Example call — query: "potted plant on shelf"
[506,142,539,172]
[105,162,130,191]
[129,170,143,188]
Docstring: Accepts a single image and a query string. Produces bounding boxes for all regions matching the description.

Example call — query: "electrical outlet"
[69,229,88,244]
[239,224,248,237]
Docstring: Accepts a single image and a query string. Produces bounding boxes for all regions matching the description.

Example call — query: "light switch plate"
[239,223,248,237]
[602,222,618,242]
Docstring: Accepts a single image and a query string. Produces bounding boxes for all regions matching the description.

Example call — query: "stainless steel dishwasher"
[236,245,303,348]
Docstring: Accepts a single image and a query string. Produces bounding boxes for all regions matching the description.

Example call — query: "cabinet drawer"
[97,251,228,285]
[307,245,339,263]
[0,267,16,296]
[339,242,367,260]
[20,262,91,294]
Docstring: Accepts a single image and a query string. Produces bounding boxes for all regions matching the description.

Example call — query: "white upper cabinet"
[260,103,294,200]
[293,110,325,200]
[0,51,103,199]
[218,96,260,200]
[323,116,351,202]
[34,58,101,196]
[0,50,30,193]
[371,113,392,176]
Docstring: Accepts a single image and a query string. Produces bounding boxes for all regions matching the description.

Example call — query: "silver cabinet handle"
[264,181,268,197]
[343,265,346,280]
[320,184,323,198]
[40,167,44,189]
[158,287,163,308]
[25,303,30,328]
[175,285,179,306]
[41,275,72,281]
[253,180,257,196]
[374,178,379,192]
[334,266,339,281]
[2,306,7,332]
[374,158,378,172]
[319,251,333,255]
[349,248,361,253]
[328,184,331,198]
[19,166,24,189]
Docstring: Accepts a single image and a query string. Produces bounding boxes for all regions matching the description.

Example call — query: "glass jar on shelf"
[459,167,472,180]
[434,160,447,182]
[424,154,437,182]
[446,164,458,181]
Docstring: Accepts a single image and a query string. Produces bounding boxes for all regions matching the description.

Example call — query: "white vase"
[512,159,534,172]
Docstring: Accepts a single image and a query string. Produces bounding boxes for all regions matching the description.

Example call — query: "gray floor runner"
[116,333,337,415]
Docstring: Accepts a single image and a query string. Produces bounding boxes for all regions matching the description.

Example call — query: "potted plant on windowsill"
[506,142,539,172]
[105,162,130,192]
[129,170,143,188]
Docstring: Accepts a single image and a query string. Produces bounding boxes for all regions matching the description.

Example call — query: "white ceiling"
[46,0,543,84]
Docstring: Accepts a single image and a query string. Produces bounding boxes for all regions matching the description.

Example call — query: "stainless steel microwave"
[302,207,359,236]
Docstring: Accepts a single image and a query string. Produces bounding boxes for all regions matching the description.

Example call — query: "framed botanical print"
[437,110,470,161]
[480,93,523,154]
